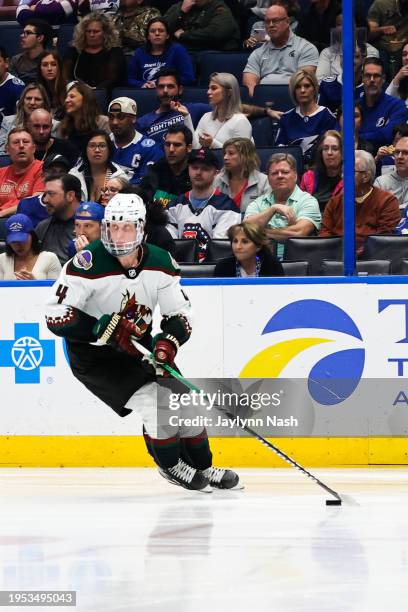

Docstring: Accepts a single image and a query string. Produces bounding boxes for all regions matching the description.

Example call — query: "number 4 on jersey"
[56,284,68,304]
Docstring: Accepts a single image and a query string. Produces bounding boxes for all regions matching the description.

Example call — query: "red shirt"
[0,159,44,212]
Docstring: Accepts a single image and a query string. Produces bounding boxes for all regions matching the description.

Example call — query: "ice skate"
[202,466,244,490]
[158,459,213,492]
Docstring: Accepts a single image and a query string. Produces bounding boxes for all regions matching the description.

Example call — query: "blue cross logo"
[0,323,55,384]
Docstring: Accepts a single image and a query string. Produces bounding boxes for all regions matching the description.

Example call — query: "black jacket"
[214,250,284,277]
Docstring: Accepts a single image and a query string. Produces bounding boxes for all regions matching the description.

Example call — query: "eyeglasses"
[21,30,37,37]
[101,186,119,194]
[265,17,287,25]
[87,143,108,150]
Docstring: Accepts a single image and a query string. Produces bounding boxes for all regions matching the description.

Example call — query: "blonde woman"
[214,137,269,212]
[63,11,127,90]
[275,69,338,164]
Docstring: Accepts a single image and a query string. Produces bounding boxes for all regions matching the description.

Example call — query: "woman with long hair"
[128,17,195,88]
[37,50,68,119]
[214,221,283,277]
[175,72,252,149]
[300,130,343,212]
[69,130,130,202]
[0,83,56,152]
[213,137,269,213]
[275,69,338,166]
[63,11,127,90]
[0,213,61,280]
[58,81,109,149]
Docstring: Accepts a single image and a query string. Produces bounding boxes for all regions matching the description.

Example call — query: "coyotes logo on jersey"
[120,291,152,337]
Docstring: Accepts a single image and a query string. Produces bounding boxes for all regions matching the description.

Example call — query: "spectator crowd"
[0,0,407,278]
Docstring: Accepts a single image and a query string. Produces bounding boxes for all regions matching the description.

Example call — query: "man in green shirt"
[244,152,321,257]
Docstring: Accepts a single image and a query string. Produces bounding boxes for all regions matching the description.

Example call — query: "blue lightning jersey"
[111,132,163,184]
[0,73,25,116]
[275,105,338,163]
[136,103,210,145]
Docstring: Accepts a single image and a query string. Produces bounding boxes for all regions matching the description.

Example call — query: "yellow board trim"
[0,436,407,467]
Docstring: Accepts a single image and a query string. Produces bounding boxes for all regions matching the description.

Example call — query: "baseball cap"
[108,97,137,116]
[43,153,71,171]
[188,148,219,169]
[75,201,105,222]
[5,214,34,244]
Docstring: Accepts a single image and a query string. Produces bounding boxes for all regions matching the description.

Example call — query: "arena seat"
[281,261,309,276]
[283,236,343,275]
[398,259,408,275]
[321,260,391,276]
[250,117,275,147]
[179,263,216,277]
[0,155,11,168]
[56,24,75,55]
[173,239,198,263]
[205,239,233,262]
[256,146,303,175]
[363,235,408,275]
[1,23,22,56]
[94,89,108,114]
[198,52,250,85]
[251,85,293,112]
[0,241,5,254]
[111,88,157,117]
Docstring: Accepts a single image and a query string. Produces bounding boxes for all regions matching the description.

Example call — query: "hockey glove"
[93,313,141,356]
[151,336,178,377]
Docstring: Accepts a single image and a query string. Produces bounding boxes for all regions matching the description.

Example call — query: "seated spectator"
[113,0,160,55]
[167,148,240,260]
[319,150,400,255]
[337,104,375,155]
[0,83,57,153]
[9,19,53,85]
[0,47,25,117]
[244,152,321,257]
[367,0,408,66]
[359,57,408,154]
[63,12,127,90]
[187,72,252,150]
[0,129,44,218]
[68,200,105,258]
[108,96,163,183]
[374,136,408,211]
[386,43,408,108]
[37,50,68,120]
[79,0,120,16]
[214,137,269,213]
[296,0,340,53]
[275,69,338,165]
[243,4,318,94]
[164,0,241,52]
[316,14,379,82]
[58,81,110,150]
[0,213,61,280]
[214,220,284,277]
[318,45,365,113]
[17,152,72,226]
[27,109,79,167]
[69,130,130,202]
[374,124,408,175]
[140,124,193,207]
[100,176,131,205]
[300,130,343,212]
[36,173,82,265]
[136,68,210,145]
[245,0,301,48]
[16,0,77,25]
[128,17,195,88]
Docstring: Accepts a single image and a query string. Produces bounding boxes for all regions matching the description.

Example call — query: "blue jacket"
[128,43,195,87]
[359,92,408,151]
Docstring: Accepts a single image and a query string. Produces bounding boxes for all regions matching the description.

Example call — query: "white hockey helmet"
[101,193,146,257]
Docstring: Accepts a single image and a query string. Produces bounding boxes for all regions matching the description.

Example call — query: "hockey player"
[45,193,240,492]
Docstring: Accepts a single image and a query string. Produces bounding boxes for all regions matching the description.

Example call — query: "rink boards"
[0,277,408,467]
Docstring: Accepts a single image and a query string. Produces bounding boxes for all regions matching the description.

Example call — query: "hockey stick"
[132,338,358,506]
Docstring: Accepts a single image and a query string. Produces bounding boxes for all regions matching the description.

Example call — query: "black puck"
[326,499,342,506]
